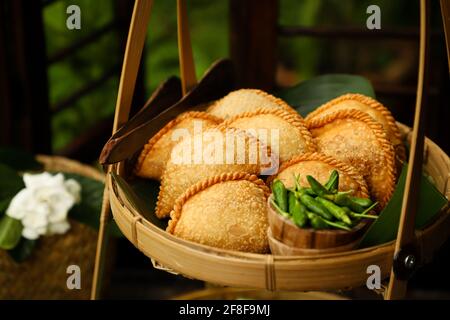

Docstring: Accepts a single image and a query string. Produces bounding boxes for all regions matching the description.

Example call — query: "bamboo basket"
[0,155,104,299]
[94,0,450,299]
[108,123,450,292]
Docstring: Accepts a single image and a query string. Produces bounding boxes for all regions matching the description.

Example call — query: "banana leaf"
[359,164,448,248]
[276,74,375,116]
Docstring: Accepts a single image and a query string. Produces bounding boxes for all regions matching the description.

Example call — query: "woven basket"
[108,123,450,291]
[0,155,104,299]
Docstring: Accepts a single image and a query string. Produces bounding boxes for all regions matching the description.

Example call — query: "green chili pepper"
[349,196,373,208]
[293,174,302,192]
[302,187,316,196]
[348,212,378,220]
[306,212,328,230]
[299,194,334,220]
[315,197,352,226]
[343,204,378,220]
[289,194,308,227]
[322,219,352,231]
[359,201,378,216]
[306,175,331,197]
[324,170,339,193]
[327,192,365,213]
[270,199,290,218]
[288,191,296,213]
[272,179,288,212]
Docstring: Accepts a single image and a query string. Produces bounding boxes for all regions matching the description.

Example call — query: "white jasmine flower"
[22,227,39,240]
[5,172,81,240]
[48,221,70,234]
[64,179,82,203]
[6,188,34,220]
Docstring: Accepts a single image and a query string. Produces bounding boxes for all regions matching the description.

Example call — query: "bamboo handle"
[91,0,153,300]
[440,0,450,73]
[386,0,430,300]
[177,0,197,95]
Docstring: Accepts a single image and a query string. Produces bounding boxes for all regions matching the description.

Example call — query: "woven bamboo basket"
[108,123,450,292]
[0,155,104,300]
[93,0,450,299]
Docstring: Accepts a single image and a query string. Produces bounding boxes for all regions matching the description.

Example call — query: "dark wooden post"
[229,0,278,91]
[0,0,51,153]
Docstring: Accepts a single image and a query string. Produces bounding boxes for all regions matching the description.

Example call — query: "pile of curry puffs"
[134,89,404,253]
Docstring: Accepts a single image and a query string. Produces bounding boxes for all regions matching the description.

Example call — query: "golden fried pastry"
[306,93,406,162]
[167,172,270,253]
[218,108,316,163]
[156,127,273,218]
[207,89,296,119]
[135,111,222,180]
[307,109,397,208]
[267,152,369,198]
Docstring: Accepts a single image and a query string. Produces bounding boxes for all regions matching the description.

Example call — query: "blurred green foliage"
[44,0,228,151]
[44,0,439,151]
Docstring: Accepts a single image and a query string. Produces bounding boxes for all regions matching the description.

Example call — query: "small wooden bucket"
[267,196,367,252]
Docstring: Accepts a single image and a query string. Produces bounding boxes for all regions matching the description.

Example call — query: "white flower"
[6,188,35,220]
[64,179,81,203]
[5,172,82,240]
[48,221,70,234]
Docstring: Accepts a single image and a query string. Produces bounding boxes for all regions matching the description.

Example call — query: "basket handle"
[386,0,430,299]
[177,0,197,94]
[440,0,450,73]
[92,0,199,299]
[92,0,154,299]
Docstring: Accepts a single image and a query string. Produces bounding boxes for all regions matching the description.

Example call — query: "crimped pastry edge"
[134,111,222,175]
[217,107,317,153]
[166,172,270,234]
[267,151,370,199]
[305,93,406,162]
[155,126,274,218]
[207,88,297,117]
[306,108,397,207]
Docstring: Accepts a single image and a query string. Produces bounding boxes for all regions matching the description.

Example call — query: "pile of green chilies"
[270,170,378,231]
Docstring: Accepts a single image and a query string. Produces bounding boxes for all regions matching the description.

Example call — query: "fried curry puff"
[307,109,397,208]
[207,89,296,119]
[268,152,369,199]
[219,108,316,163]
[167,172,270,253]
[306,93,405,163]
[135,111,222,180]
[156,127,272,218]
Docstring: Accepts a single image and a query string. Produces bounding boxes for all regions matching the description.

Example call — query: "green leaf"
[0,147,42,171]
[0,215,23,250]
[0,199,11,217]
[8,238,37,263]
[112,173,167,230]
[0,163,25,204]
[276,74,376,116]
[359,164,448,248]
